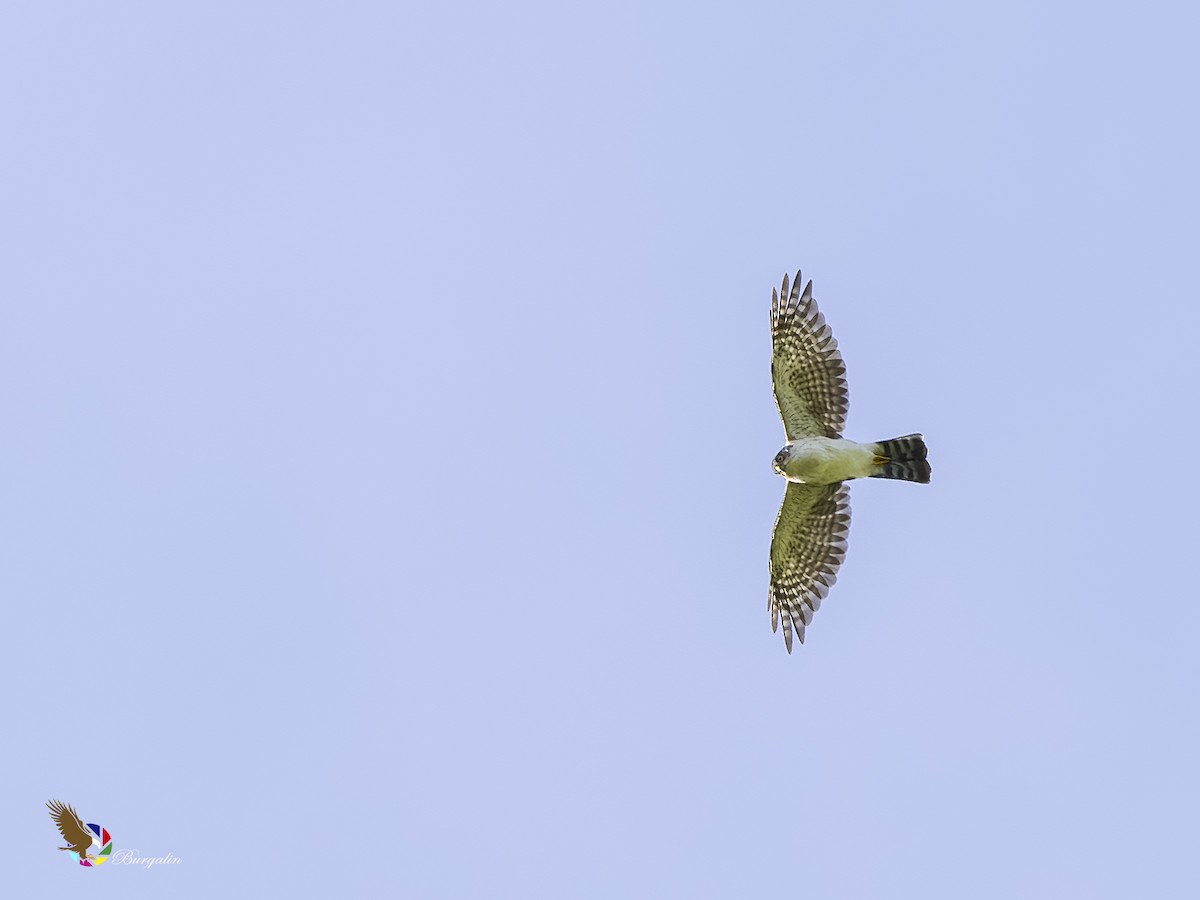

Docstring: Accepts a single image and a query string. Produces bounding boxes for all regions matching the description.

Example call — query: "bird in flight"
[768,270,930,651]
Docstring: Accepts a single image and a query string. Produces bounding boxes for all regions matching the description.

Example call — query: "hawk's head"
[772,447,790,477]
[773,442,828,484]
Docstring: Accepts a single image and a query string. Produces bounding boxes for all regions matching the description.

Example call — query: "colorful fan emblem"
[70,823,113,867]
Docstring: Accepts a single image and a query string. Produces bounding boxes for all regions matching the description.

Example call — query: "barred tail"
[870,433,930,483]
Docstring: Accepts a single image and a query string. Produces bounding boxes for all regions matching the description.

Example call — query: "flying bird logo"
[46,800,112,867]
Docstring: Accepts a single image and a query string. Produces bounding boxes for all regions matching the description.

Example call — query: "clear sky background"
[4,1,1199,897]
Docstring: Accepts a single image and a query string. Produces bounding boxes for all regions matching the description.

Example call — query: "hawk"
[47,800,95,861]
[769,270,930,651]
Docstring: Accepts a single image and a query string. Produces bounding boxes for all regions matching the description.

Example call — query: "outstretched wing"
[768,482,851,652]
[771,271,849,440]
[46,800,92,849]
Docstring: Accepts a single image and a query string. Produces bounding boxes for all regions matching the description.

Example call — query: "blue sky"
[5,2,1200,897]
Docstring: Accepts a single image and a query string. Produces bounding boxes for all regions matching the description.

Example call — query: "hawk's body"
[768,271,929,651]
[775,436,878,484]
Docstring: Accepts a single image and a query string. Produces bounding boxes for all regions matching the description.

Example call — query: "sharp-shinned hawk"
[769,270,931,651]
